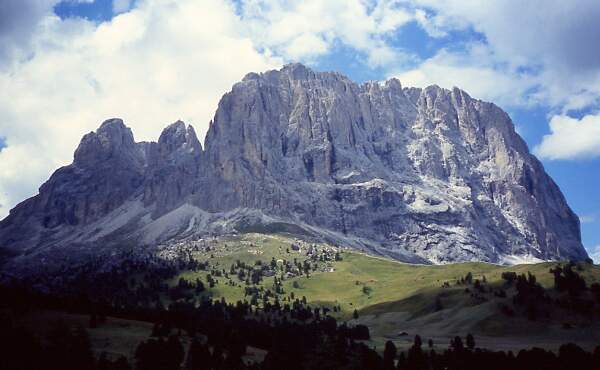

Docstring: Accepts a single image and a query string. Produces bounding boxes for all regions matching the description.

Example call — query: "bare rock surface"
[0,64,587,274]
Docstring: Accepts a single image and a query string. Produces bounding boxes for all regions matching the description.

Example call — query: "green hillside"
[164,233,600,352]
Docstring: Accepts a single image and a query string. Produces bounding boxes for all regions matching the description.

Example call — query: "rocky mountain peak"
[0,64,589,272]
[280,62,314,80]
[385,77,402,90]
[158,120,202,156]
[74,118,138,167]
[201,65,585,262]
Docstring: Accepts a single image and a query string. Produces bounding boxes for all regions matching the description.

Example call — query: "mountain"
[0,64,587,273]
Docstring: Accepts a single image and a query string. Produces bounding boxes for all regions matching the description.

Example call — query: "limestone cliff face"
[142,121,203,214]
[0,64,587,268]
[0,119,143,245]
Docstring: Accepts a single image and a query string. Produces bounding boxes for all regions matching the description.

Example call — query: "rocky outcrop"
[0,64,588,269]
[0,119,144,247]
[142,121,203,214]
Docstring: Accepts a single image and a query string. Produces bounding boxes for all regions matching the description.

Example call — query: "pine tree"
[383,340,397,370]
[466,333,475,350]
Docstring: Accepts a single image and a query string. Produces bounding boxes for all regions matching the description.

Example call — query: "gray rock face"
[0,64,588,269]
[2,119,143,234]
[142,120,203,214]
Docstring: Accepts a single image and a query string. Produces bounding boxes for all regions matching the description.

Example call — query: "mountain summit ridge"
[0,64,587,271]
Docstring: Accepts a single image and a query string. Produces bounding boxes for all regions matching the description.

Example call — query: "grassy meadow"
[165,233,600,352]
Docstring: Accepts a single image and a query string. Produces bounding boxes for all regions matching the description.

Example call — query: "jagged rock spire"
[0,64,588,270]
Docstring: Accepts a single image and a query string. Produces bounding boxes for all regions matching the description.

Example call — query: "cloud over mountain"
[535,114,600,160]
[0,0,282,218]
[1,0,600,224]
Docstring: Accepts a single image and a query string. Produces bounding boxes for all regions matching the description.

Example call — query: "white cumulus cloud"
[391,45,538,108]
[589,245,600,264]
[534,114,600,160]
[240,0,416,67]
[0,0,60,69]
[0,0,282,219]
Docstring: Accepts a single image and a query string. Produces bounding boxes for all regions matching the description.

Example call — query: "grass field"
[170,233,600,312]
[167,233,600,352]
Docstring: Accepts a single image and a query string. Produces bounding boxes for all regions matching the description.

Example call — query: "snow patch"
[500,254,545,265]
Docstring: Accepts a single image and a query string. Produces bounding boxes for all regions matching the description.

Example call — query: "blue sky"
[54,0,115,20]
[1,0,599,260]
